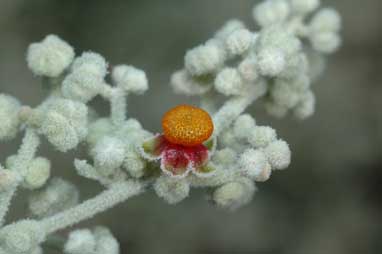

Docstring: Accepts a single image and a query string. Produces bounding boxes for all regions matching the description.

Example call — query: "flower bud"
[264,140,291,170]
[112,65,148,94]
[154,176,190,204]
[0,94,21,141]
[215,68,245,96]
[65,229,96,254]
[23,157,51,190]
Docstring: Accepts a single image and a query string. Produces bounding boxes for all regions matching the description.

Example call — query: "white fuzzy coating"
[233,114,256,139]
[310,31,341,54]
[238,55,259,81]
[212,148,237,166]
[0,169,20,192]
[294,90,316,119]
[0,94,21,141]
[23,157,51,190]
[213,178,256,211]
[170,69,212,96]
[290,0,320,14]
[26,34,74,77]
[123,150,146,178]
[264,140,291,170]
[92,136,126,174]
[0,220,46,254]
[271,79,300,108]
[40,99,88,152]
[310,8,341,33]
[72,52,108,78]
[154,176,190,204]
[184,40,226,76]
[239,149,271,182]
[225,29,253,56]
[253,0,290,27]
[248,126,277,148]
[214,68,245,96]
[28,178,79,218]
[65,229,96,254]
[214,19,245,41]
[112,65,148,94]
[257,48,286,76]
[93,227,120,254]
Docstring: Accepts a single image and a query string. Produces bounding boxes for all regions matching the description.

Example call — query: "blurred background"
[0,0,381,253]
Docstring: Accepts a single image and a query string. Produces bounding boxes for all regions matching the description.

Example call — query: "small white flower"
[112,65,148,94]
[214,68,245,96]
[23,157,51,190]
[72,52,108,78]
[233,114,256,140]
[92,136,126,175]
[27,34,74,77]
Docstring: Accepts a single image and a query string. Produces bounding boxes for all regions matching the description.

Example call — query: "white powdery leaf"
[27,34,74,77]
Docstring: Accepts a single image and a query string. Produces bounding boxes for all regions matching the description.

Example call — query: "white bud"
[123,150,146,178]
[310,31,341,54]
[0,169,20,191]
[23,157,51,190]
[238,55,259,81]
[86,118,114,147]
[213,178,255,211]
[214,68,244,96]
[93,227,120,254]
[257,48,286,76]
[41,99,88,152]
[29,178,79,218]
[65,229,96,254]
[271,79,300,108]
[239,149,271,181]
[72,52,108,78]
[170,69,212,96]
[264,140,291,170]
[0,94,21,141]
[213,148,237,166]
[253,0,290,27]
[154,176,190,204]
[92,136,125,174]
[225,29,253,56]
[248,126,277,148]
[27,34,74,77]
[215,19,245,41]
[1,220,46,254]
[185,40,225,76]
[294,90,316,119]
[290,0,320,14]
[112,65,148,94]
[233,114,256,139]
[310,8,341,33]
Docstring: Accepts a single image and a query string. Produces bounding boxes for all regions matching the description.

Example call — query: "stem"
[212,85,261,135]
[110,88,127,126]
[0,129,40,226]
[39,180,144,234]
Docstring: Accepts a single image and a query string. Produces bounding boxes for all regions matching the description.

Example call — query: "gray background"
[0,0,381,253]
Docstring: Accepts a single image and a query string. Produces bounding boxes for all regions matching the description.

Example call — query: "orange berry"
[162,105,214,147]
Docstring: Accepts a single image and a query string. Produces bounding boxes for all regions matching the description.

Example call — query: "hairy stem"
[110,88,127,126]
[39,180,144,234]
